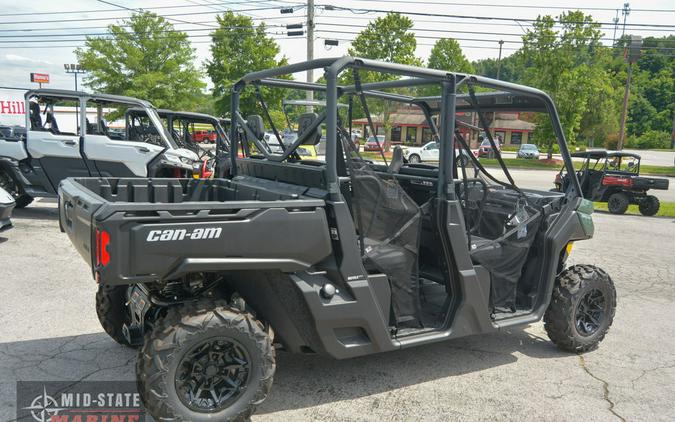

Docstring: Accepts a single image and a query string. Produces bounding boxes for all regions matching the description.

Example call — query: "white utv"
[0,89,198,208]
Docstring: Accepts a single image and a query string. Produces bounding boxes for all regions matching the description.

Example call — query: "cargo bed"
[59,177,332,285]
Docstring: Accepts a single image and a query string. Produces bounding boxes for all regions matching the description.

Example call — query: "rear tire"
[137,300,275,421]
[607,192,629,214]
[96,284,136,348]
[544,265,616,353]
[408,154,421,164]
[638,195,659,216]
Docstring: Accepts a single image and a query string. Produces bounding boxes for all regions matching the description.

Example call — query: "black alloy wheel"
[574,289,607,337]
[175,338,251,412]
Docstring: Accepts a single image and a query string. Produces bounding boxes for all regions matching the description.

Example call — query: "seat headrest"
[297,112,322,145]
[245,115,265,141]
[389,146,404,174]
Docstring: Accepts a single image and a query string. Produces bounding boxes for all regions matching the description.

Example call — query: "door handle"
[64,140,76,146]
[137,147,150,153]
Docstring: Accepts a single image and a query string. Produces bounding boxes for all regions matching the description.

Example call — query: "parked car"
[517,143,540,159]
[477,137,502,158]
[264,131,318,159]
[192,129,217,144]
[363,135,385,151]
[553,150,669,215]
[402,141,473,166]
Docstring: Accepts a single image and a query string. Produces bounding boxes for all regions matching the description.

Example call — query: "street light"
[64,63,86,91]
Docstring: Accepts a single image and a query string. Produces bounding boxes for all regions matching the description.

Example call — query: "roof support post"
[229,85,241,178]
[438,77,456,199]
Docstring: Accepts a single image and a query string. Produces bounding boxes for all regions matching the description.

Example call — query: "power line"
[0,15,306,33]
[317,4,675,28]
[314,12,675,32]
[0,5,293,25]
[346,0,675,13]
[0,0,305,17]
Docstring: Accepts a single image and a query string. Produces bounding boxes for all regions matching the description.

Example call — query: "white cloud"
[5,54,53,65]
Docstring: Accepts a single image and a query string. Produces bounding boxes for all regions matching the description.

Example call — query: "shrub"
[628,130,671,150]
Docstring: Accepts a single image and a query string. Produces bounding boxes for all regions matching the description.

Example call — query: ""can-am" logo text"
[146,227,222,242]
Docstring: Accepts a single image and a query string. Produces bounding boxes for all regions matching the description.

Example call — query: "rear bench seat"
[235,158,329,199]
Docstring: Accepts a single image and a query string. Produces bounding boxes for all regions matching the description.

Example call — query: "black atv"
[553,150,669,215]
[60,57,616,420]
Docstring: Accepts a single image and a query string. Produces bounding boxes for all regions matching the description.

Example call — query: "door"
[26,130,90,190]
[84,134,163,177]
[83,101,164,177]
[421,142,439,161]
[25,97,90,190]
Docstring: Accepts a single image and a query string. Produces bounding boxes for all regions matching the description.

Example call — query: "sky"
[0,0,673,91]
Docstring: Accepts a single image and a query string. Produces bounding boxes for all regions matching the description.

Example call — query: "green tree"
[472,51,524,82]
[627,35,674,140]
[519,11,617,157]
[206,11,289,120]
[347,12,422,75]
[345,12,421,144]
[76,12,204,111]
[428,38,474,73]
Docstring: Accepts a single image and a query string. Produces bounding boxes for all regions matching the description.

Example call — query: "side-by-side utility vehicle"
[59,58,616,421]
[125,108,230,178]
[553,150,668,215]
[0,89,198,208]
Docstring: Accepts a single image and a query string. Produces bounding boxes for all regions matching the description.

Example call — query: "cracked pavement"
[1,198,674,421]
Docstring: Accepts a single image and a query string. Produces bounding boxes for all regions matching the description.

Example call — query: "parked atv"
[0,89,199,208]
[60,57,616,420]
[553,150,669,215]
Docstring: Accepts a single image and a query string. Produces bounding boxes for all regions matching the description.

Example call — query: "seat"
[297,112,322,145]
[388,146,404,174]
[99,119,110,137]
[45,111,60,134]
[29,102,43,130]
[245,115,265,142]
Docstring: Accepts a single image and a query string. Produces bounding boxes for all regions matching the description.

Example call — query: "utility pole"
[612,10,619,46]
[618,35,642,150]
[306,0,314,108]
[620,3,630,39]
[496,40,504,80]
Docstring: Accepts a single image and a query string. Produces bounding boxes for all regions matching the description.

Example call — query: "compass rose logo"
[22,385,66,422]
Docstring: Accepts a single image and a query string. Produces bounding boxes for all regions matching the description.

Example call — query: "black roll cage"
[229,56,582,201]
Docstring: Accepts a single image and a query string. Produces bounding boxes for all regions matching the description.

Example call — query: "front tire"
[96,284,136,348]
[544,265,616,353]
[607,192,629,214]
[0,169,32,208]
[137,300,275,421]
[408,154,421,164]
[638,195,659,216]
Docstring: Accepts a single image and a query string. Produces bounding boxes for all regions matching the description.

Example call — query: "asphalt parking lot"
[1,194,674,421]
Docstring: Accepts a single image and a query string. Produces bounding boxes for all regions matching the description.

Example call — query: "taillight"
[95,229,111,267]
[602,175,633,187]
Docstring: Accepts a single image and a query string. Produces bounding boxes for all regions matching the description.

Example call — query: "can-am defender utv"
[553,150,669,215]
[59,57,616,421]
[0,89,199,208]
[125,108,231,178]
